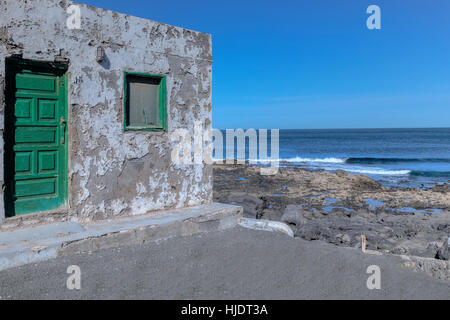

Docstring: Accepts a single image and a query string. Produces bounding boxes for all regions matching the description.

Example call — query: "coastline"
[214,163,450,260]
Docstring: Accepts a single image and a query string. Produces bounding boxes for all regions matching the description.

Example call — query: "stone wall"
[0,0,213,223]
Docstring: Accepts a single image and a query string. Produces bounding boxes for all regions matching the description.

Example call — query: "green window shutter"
[124,72,167,132]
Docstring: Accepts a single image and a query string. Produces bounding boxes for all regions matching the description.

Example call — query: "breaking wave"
[282,157,346,164]
[214,157,450,178]
[345,168,411,176]
[345,157,450,164]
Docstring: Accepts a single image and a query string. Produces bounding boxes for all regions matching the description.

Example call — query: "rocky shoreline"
[213,163,450,260]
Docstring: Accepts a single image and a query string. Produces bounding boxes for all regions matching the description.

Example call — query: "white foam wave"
[281,157,347,164]
[345,168,411,176]
[213,157,411,176]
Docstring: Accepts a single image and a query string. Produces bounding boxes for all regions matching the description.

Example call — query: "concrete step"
[0,203,243,271]
[0,222,86,246]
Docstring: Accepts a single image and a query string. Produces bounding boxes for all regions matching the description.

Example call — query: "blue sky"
[78,0,450,129]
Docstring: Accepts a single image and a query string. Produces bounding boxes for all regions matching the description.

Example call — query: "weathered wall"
[0,0,213,223]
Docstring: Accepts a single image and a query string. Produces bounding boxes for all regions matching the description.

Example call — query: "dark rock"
[436,241,449,261]
[433,223,449,232]
[281,205,309,226]
[221,194,264,219]
[425,242,442,258]
[296,223,332,241]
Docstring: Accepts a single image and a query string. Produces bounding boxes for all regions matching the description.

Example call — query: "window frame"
[123,71,167,132]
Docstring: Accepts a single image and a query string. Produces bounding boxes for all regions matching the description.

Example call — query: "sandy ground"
[214,164,450,260]
[0,227,448,300]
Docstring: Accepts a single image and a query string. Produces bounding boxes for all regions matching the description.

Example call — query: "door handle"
[60,117,67,145]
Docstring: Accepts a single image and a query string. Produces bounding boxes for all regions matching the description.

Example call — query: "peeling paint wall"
[0,0,213,223]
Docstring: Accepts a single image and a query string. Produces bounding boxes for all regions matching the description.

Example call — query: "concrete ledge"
[0,203,243,271]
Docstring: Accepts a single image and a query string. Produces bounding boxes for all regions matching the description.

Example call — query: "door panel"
[15,127,58,144]
[15,73,56,92]
[5,61,68,217]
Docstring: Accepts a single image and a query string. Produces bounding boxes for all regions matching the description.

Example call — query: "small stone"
[404,261,416,269]
[392,246,408,255]
[31,246,48,253]
[336,233,351,245]
[342,234,351,244]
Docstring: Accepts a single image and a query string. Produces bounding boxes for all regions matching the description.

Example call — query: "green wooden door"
[5,60,68,217]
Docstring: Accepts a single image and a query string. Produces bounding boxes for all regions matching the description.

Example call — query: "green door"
[4,60,68,217]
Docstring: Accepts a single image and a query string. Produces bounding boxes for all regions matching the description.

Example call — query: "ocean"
[217,128,450,189]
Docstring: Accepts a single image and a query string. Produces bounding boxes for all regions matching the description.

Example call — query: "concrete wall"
[0,0,213,224]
